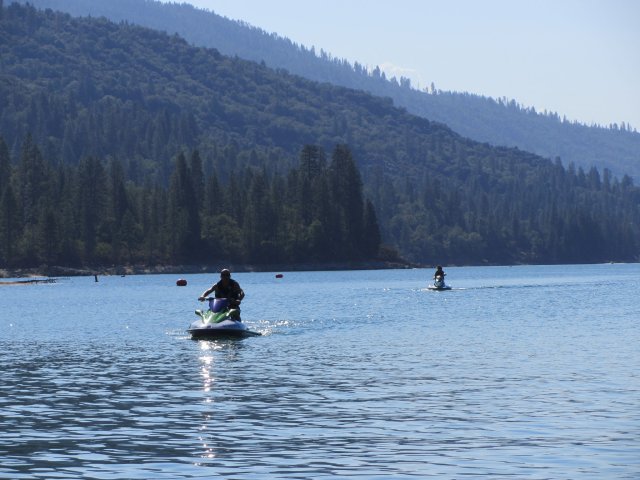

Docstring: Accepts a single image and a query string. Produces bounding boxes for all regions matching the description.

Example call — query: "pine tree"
[109,158,128,225]
[299,145,325,179]
[168,152,201,261]
[0,185,20,265]
[243,171,277,262]
[76,156,107,260]
[329,145,364,259]
[38,206,59,265]
[308,173,332,260]
[0,136,10,197]
[17,134,48,226]
[189,149,204,211]
[362,199,381,258]
[204,171,222,212]
[297,145,326,226]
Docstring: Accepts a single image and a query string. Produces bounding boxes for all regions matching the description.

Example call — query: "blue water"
[1,264,639,479]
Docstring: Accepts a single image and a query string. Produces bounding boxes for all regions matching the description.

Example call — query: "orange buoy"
[176,279,187,286]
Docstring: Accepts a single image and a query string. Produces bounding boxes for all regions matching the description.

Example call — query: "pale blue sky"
[166,0,639,129]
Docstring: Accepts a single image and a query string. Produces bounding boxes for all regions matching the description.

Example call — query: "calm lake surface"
[1,264,639,479]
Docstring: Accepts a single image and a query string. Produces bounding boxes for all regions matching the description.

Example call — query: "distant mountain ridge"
[9,0,640,180]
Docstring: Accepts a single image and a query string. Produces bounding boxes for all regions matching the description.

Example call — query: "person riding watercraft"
[430,265,450,289]
[190,269,258,338]
[433,265,446,281]
[198,269,245,314]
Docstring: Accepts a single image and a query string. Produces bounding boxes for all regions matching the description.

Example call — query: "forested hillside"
[1,4,639,268]
[0,135,381,267]
[10,0,640,180]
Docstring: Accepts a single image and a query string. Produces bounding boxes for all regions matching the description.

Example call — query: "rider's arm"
[198,284,217,301]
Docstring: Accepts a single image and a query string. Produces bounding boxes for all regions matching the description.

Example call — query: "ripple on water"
[1,266,639,478]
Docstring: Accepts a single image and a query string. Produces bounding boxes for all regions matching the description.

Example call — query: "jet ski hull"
[427,277,451,290]
[427,284,452,291]
[429,274,451,290]
[188,319,261,339]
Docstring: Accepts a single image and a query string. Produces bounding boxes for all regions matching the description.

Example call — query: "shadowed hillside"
[9,0,640,181]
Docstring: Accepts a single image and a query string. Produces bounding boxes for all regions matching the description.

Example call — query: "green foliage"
[168,152,201,261]
[11,0,640,180]
[0,4,639,267]
[0,137,381,267]
[0,184,20,265]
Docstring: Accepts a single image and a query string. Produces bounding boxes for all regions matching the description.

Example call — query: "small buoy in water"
[176,279,187,286]
[275,273,283,279]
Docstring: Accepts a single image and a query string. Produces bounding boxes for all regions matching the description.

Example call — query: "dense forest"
[1,4,639,269]
[10,0,640,181]
[0,136,381,267]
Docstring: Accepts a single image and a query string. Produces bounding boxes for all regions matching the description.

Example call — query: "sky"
[163,0,639,129]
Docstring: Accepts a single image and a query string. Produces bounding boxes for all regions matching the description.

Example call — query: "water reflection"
[197,340,243,393]
[195,339,248,468]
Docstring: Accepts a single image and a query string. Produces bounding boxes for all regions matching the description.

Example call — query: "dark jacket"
[213,279,243,301]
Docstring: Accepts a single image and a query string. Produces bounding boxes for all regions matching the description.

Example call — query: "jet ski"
[188,298,261,339]
[427,275,452,291]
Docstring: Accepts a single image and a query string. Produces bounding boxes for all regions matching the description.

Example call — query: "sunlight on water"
[1,264,639,478]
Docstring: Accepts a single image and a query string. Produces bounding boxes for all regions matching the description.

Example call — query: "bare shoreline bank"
[0,278,58,286]
[1,260,419,280]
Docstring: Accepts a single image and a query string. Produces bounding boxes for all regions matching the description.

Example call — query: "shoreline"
[2,260,631,281]
[0,259,420,280]
[0,278,58,286]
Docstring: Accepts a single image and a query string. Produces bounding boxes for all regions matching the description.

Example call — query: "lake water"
[1,264,639,479]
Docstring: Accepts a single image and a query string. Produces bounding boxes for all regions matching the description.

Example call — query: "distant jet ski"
[188,297,261,339]
[427,275,452,291]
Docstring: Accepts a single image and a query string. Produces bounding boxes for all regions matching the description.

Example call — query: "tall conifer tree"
[0,185,19,265]
[0,137,10,197]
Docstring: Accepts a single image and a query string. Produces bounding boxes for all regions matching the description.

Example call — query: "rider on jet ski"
[434,265,446,280]
[198,269,245,312]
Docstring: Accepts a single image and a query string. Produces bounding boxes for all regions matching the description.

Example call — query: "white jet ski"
[188,298,261,339]
[427,275,452,291]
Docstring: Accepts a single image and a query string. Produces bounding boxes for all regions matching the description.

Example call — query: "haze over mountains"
[10,0,640,181]
[1,2,639,268]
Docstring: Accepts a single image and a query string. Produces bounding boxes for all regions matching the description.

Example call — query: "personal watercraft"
[188,298,261,339]
[427,275,452,291]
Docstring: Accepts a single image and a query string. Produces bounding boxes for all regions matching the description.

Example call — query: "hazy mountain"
[9,0,640,180]
[2,3,639,266]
